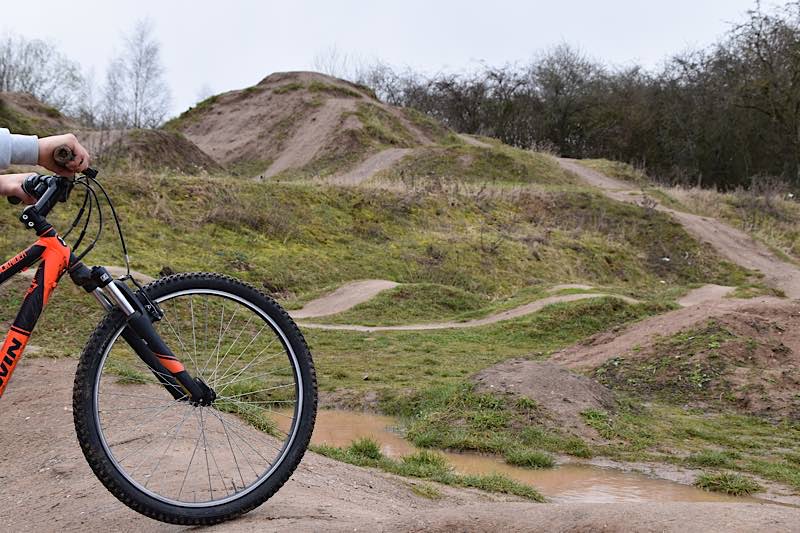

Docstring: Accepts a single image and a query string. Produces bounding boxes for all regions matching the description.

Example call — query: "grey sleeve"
[0,128,39,169]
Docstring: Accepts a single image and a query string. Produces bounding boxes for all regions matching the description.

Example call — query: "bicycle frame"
[0,225,212,405]
[0,227,70,397]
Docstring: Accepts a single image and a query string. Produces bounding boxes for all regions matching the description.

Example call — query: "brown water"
[281,409,753,503]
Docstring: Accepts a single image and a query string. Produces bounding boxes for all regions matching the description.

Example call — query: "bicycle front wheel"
[72,273,317,525]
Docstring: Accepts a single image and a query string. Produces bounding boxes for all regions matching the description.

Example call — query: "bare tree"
[0,33,83,111]
[313,45,352,78]
[102,19,171,129]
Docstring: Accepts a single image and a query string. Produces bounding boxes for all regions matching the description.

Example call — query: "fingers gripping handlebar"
[7,145,97,206]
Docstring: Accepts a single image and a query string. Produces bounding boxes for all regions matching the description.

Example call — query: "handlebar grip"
[53,145,75,167]
[7,196,21,205]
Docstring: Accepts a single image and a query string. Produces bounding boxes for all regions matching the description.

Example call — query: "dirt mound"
[592,301,800,419]
[0,91,77,136]
[474,360,616,439]
[168,71,440,178]
[82,129,222,174]
[551,296,787,369]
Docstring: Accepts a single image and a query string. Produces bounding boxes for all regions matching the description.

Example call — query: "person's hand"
[37,133,91,177]
[0,173,37,204]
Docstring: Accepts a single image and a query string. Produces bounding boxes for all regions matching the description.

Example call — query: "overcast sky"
[4,0,761,117]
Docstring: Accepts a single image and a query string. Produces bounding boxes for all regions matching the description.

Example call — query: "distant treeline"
[358,3,800,189]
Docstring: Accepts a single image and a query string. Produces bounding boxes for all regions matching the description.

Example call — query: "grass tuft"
[504,449,555,469]
[694,472,762,496]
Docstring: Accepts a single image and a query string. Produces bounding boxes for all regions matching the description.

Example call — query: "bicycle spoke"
[213,322,269,387]
[145,405,194,489]
[95,288,308,508]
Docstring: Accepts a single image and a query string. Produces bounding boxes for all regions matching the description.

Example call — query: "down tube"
[0,234,70,398]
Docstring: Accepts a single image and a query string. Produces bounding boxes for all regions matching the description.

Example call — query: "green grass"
[317,283,488,326]
[273,82,304,94]
[379,380,595,459]
[686,450,740,468]
[353,102,418,148]
[409,482,442,499]
[0,98,60,136]
[313,437,545,501]
[504,449,555,469]
[374,145,578,186]
[694,472,762,496]
[308,80,363,99]
[310,298,671,395]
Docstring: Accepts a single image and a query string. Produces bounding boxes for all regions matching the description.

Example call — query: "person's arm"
[0,130,91,203]
[0,128,39,169]
[0,129,90,175]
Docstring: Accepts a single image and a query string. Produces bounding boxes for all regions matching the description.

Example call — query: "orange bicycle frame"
[0,228,71,397]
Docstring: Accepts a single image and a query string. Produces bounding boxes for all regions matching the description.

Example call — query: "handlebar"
[8,145,96,206]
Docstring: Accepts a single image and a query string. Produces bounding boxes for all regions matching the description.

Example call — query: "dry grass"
[660,185,800,261]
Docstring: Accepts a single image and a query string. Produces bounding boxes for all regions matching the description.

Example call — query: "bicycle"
[0,146,317,525]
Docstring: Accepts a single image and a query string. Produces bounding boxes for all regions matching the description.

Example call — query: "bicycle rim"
[92,288,304,507]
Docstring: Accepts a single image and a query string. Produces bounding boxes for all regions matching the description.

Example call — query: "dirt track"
[296,292,639,331]
[558,158,800,299]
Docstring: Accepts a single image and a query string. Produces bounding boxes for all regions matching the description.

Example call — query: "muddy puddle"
[281,409,756,503]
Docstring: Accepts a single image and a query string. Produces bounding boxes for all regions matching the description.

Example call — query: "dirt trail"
[291,282,733,331]
[558,158,800,299]
[380,501,800,533]
[326,148,413,186]
[297,293,639,332]
[677,284,734,307]
[291,280,399,319]
[3,358,796,532]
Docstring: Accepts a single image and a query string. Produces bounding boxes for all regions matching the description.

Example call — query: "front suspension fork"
[72,263,214,405]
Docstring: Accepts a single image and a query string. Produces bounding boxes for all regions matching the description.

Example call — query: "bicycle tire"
[72,272,317,525]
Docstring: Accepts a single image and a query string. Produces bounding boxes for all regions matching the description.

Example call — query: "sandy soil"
[474,360,617,440]
[558,158,800,299]
[291,279,399,318]
[677,284,734,306]
[264,98,359,177]
[379,502,800,533]
[326,148,413,186]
